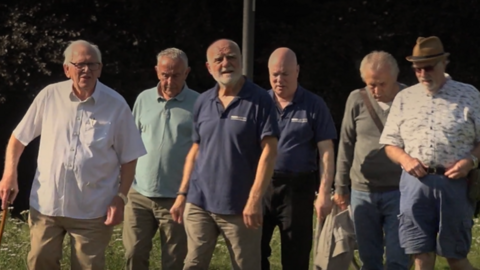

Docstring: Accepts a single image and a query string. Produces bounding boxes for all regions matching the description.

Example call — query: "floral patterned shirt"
[380,78,480,168]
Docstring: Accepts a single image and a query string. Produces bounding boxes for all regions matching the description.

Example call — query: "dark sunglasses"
[412,62,439,73]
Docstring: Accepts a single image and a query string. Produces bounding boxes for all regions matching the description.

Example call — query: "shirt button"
[76,117,80,121]
[68,164,73,169]
[70,148,75,151]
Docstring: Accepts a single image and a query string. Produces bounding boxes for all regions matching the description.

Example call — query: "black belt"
[273,170,316,179]
[426,167,446,175]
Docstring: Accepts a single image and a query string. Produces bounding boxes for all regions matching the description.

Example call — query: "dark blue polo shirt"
[187,79,280,215]
[268,86,336,173]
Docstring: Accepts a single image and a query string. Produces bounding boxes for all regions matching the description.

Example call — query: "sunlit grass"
[1,210,480,269]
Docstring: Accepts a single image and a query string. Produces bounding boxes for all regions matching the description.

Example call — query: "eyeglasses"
[70,62,101,71]
[412,62,439,73]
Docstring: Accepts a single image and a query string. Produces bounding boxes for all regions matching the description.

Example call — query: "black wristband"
[176,192,187,197]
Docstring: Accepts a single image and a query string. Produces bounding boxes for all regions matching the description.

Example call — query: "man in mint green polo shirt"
[122,47,199,270]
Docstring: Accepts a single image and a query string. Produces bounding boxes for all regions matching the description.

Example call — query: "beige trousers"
[122,188,188,270]
[182,203,262,270]
[27,207,113,270]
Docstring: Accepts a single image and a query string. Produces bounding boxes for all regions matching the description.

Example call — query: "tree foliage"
[1,0,479,214]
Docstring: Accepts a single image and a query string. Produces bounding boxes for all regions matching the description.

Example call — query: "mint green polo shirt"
[132,84,199,198]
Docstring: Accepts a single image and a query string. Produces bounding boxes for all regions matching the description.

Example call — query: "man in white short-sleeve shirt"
[0,39,146,270]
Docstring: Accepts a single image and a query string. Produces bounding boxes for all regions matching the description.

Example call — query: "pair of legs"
[399,172,476,270]
[261,173,316,270]
[27,207,113,270]
[123,188,188,270]
[351,189,410,270]
[182,203,262,270]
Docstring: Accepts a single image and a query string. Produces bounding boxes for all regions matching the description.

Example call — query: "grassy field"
[1,210,480,270]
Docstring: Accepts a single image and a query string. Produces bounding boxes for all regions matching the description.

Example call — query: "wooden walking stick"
[0,206,8,246]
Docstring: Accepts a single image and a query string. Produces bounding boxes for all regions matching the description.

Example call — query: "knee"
[446,257,473,270]
[124,243,150,260]
[413,252,435,265]
[28,244,61,263]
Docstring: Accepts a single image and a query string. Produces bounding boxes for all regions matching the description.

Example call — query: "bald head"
[205,39,243,87]
[268,47,298,68]
[206,39,241,62]
[268,47,299,99]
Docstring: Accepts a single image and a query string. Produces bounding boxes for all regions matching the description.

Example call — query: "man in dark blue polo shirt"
[169,39,279,270]
[261,47,337,270]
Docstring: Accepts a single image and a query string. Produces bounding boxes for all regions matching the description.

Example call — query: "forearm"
[318,141,335,195]
[335,142,354,195]
[118,159,137,195]
[384,145,409,165]
[177,143,199,193]
[2,135,26,179]
[249,139,277,201]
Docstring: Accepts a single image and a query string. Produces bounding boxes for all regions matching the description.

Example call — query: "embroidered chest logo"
[291,118,308,123]
[230,115,247,122]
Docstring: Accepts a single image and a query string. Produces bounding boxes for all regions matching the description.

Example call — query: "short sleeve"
[191,96,202,143]
[13,88,48,146]
[379,94,404,148]
[113,105,147,164]
[257,94,280,141]
[132,94,142,131]
[470,87,480,143]
[313,97,337,142]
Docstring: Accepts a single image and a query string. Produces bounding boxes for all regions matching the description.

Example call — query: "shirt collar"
[209,76,254,101]
[292,85,305,103]
[268,85,304,104]
[69,79,102,104]
[157,83,188,102]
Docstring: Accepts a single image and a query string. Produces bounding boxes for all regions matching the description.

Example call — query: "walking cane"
[0,206,8,246]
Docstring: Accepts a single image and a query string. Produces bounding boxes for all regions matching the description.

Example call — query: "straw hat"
[406,36,449,63]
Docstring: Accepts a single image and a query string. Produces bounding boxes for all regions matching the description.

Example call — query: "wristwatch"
[176,191,188,197]
[117,192,128,204]
[471,154,479,169]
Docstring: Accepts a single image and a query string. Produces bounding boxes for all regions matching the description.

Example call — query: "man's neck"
[425,77,447,95]
[158,84,184,101]
[384,83,400,103]
[218,76,245,97]
[73,87,94,101]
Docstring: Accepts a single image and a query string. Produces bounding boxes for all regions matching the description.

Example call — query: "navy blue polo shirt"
[187,78,280,215]
[268,86,337,173]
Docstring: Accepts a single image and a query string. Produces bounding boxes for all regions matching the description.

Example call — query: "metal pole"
[242,0,255,79]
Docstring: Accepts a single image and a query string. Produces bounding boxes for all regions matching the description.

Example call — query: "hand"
[444,158,472,179]
[400,155,428,178]
[243,197,262,229]
[170,195,186,224]
[315,192,333,221]
[333,193,349,211]
[0,175,19,210]
[104,195,125,226]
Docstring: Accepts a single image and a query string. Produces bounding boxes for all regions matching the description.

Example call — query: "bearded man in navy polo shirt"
[261,47,337,270]
[169,39,280,270]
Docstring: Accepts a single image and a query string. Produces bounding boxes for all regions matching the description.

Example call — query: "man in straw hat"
[380,36,480,270]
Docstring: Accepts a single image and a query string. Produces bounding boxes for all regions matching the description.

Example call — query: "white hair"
[360,51,399,80]
[63,40,102,65]
[156,48,189,67]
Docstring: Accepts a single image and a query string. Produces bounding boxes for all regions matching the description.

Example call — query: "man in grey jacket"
[334,51,410,270]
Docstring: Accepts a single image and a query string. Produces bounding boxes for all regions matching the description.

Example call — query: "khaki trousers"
[182,203,262,270]
[27,207,114,270]
[122,188,187,270]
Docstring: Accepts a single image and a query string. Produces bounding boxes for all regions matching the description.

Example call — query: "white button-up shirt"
[13,80,146,219]
[380,78,480,168]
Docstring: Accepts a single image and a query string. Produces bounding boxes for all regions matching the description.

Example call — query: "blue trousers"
[351,189,410,270]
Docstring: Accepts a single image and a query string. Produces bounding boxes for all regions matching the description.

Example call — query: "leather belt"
[426,167,446,175]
